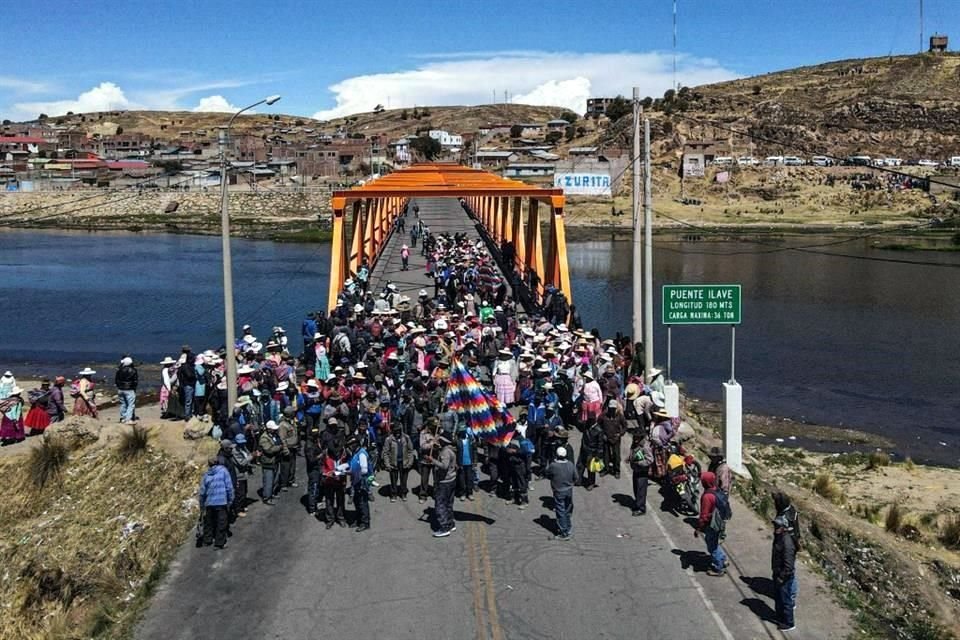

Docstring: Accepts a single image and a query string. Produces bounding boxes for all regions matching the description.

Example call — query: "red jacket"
[697,471,718,531]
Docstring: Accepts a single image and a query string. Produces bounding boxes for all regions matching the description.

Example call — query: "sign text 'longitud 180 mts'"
[662,284,741,325]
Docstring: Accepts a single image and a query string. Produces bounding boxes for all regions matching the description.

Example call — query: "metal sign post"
[662,283,746,474]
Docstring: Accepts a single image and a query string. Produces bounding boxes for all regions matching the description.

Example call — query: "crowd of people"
[0,202,802,632]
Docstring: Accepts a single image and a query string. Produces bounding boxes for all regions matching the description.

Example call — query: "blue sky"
[3,0,957,121]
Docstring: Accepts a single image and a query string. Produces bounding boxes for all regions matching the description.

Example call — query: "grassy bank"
[685,404,960,639]
[0,419,213,639]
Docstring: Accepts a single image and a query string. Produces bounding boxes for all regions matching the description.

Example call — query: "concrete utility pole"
[631,88,643,348]
[643,117,654,377]
[219,95,281,410]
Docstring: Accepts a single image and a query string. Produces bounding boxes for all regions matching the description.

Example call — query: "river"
[1,229,958,464]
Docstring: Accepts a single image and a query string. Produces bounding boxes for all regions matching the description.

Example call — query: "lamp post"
[219,95,281,410]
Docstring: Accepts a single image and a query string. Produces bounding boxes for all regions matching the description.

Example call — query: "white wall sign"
[553,173,611,196]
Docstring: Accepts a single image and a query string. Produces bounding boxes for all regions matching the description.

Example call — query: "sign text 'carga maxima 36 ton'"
[662,284,741,325]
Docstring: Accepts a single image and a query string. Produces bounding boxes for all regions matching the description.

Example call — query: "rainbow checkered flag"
[445,359,515,446]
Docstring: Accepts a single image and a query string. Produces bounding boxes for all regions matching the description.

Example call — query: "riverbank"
[686,402,960,639]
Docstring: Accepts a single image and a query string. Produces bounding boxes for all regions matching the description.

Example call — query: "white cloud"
[192,95,242,113]
[0,76,49,94]
[12,82,133,119]
[312,51,739,119]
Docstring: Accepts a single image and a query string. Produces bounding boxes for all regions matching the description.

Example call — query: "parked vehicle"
[711,156,734,167]
[765,156,784,166]
[846,155,872,166]
[737,156,759,166]
[883,158,903,167]
[950,157,960,167]
[811,155,834,167]
[663,441,702,515]
[783,156,804,166]
[918,159,939,167]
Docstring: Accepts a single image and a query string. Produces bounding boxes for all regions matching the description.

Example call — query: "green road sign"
[662,284,741,325]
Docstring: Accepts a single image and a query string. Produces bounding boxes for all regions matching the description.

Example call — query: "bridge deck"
[365,196,510,301]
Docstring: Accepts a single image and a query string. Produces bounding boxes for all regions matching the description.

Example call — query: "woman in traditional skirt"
[0,386,25,445]
[24,379,53,435]
[159,356,177,417]
[579,370,603,424]
[72,368,98,418]
[493,349,517,407]
[314,342,331,381]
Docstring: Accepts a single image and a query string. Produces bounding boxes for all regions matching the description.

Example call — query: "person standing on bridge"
[430,433,458,537]
[544,445,576,540]
[347,435,371,532]
[401,244,410,271]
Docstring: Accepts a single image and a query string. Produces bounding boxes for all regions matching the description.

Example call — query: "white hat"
[9,386,23,395]
[120,356,133,366]
[355,361,367,368]
[78,367,96,376]
[306,379,319,388]
[648,367,663,379]
[242,324,252,331]
[1,371,12,378]
[276,381,290,392]
[584,371,594,380]
[556,323,568,332]
[354,304,364,313]
[266,420,280,430]
[160,356,177,366]
[556,446,568,458]
[237,365,255,374]
[314,332,323,340]
[419,289,428,297]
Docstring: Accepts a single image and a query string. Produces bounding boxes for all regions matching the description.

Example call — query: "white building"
[428,130,463,148]
[389,138,411,164]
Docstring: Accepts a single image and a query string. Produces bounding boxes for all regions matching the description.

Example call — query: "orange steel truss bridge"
[326,163,571,311]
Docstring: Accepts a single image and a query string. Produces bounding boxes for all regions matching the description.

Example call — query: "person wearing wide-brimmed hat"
[158,357,178,418]
[492,349,518,407]
[23,379,53,436]
[579,369,603,424]
[0,384,25,445]
[72,368,99,418]
[258,421,285,505]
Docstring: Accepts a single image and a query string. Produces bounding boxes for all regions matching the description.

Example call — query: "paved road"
[137,198,851,638]
[366,197,500,301]
[136,435,848,640]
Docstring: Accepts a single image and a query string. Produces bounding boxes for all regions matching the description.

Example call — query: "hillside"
[321,103,571,139]
[15,104,570,144]
[604,52,960,160]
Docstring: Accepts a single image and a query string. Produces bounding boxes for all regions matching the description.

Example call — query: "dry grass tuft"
[28,436,69,489]
[885,503,903,533]
[939,514,960,550]
[812,472,843,504]
[117,425,150,461]
[866,451,891,470]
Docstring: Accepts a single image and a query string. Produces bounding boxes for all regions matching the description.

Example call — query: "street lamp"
[219,95,281,410]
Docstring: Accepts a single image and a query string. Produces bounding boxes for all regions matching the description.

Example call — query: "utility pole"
[631,88,643,351]
[643,117,654,377]
[920,0,924,53]
[673,0,678,91]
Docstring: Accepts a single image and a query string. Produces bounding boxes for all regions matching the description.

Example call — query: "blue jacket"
[199,464,234,508]
[349,448,369,488]
[302,318,318,342]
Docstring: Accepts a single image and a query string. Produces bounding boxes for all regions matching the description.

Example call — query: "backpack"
[709,489,733,532]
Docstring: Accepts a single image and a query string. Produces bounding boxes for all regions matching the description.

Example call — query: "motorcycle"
[664,441,702,515]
